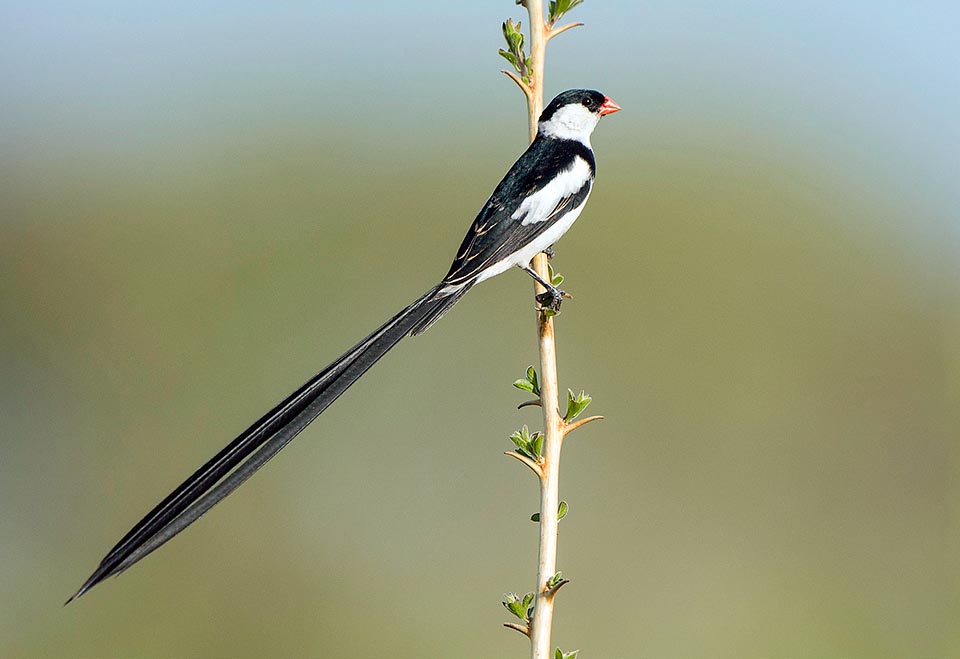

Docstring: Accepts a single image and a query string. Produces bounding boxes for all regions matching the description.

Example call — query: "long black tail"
[67,282,469,603]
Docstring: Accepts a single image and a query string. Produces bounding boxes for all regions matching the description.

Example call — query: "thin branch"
[517,399,543,409]
[547,22,584,41]
[501,69,533,99]
[562,415,604,436]
[504,450,544,479]
[546,579,570,597]
[504,622,532,637]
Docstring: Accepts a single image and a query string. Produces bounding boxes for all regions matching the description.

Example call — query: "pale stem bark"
[519,4,562,659]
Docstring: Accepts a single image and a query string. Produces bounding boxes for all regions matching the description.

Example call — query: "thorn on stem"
[548,22,584,41]
[503,622,531,637]
[501,70,532,99]
[546,579,570,597]
[562,415,604,436]
[504,450,543,478]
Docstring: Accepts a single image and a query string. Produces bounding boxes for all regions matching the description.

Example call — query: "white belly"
[473,191,590,284]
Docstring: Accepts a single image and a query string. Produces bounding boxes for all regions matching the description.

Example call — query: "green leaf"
[547,571,564,588]
[547,263,564,287]
[520,592,536,620]
[499,20,530,77]
[526,366,540,394]
[564,388,592,421]
[508,30,523,53]
[509,425,542,462]
[513,378,536,393]
[530,501,568,522]
[548,0,584,26]
[500,591,534,621]
[531,431,544,460]
[502,592,530,621]
[502,18,521,41]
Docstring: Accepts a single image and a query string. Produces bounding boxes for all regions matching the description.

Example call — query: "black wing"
[442,137,595,285]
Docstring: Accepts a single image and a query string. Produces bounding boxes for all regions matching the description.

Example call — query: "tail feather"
[68,283,468,603]
[409,284,470,336]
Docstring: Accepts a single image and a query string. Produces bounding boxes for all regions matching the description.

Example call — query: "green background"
[2,2,957,657]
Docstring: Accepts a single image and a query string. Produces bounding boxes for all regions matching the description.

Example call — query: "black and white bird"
[68,89,620,602]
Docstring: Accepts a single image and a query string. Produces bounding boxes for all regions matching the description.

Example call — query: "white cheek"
[538,105,600,145]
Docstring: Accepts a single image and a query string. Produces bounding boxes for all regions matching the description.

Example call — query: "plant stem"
[524,1,547,142]
[518,4,563,658]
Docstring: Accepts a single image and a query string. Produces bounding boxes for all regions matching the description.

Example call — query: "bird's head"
[538,89,621,144]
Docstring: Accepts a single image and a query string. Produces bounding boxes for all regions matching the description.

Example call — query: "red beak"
[598,96,622,116]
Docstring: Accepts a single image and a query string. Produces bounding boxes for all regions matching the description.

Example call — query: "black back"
[442,135,595,285]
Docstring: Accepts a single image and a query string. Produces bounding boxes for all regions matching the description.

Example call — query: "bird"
[68,88,620,603]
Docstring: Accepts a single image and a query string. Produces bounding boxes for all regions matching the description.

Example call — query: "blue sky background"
[3,2,957,239]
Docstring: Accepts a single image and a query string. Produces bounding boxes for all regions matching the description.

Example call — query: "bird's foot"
[542,246,555,260]
[535,286,571,314]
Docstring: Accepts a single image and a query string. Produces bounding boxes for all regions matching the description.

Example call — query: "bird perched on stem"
[68,89,620,603]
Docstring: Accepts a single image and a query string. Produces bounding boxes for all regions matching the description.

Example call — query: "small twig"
[502,70,533,100]
[504,450,544,479]
[547,22,584,40]
[504,622,532,638]
[546,579,570,597]
[562,415,604,436]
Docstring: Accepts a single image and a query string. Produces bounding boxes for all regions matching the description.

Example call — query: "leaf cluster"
[502,591,536,623]
[498,18,533,84]
[555,649,580,659]
[546,571,564,589]
[564,389,592,421]
[509,424,544,463]
[512,365,541,396]
[548,0,584,27]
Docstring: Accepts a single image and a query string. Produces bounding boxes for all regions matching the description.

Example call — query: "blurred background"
[2,1,957,657]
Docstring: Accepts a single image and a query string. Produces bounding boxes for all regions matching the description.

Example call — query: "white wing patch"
[511,156,592,226]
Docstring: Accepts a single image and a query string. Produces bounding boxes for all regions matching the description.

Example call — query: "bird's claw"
[542,247,555,260]
[535,287,570,313]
